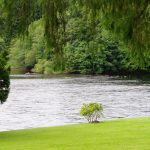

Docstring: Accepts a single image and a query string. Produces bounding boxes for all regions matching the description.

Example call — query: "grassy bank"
[0,117,150,150]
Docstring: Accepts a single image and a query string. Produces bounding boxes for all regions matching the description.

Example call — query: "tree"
[64,9,127,75]
[0,3,10,104]
[80,102,103,123]
[3,0,149,56]
[0,40,10,104]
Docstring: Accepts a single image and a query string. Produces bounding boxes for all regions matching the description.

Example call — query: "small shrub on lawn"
[80,102,103,123]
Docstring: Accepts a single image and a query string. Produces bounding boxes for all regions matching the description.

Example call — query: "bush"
[80,102,103,123]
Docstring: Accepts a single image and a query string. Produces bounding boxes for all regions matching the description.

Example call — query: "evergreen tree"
[0,2,10,104]
[0,40,10,104]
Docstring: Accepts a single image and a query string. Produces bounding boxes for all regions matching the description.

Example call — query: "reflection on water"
[0,75,150,131]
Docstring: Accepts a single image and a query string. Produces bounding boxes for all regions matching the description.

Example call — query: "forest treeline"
[8,4,150,75]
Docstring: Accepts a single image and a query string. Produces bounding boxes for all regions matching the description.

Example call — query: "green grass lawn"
[0,117,150,150]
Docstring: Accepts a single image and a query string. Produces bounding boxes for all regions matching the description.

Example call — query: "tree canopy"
[3,0,150,55]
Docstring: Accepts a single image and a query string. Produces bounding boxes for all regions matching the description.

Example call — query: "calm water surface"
[0,75,150,131]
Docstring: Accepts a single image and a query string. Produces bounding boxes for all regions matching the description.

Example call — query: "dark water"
[0,75,150,131]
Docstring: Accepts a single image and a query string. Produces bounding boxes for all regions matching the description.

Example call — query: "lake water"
[0,75,150,131]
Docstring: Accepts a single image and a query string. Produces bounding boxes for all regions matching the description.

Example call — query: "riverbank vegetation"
[5,1,150,75]
[0,117,150,150]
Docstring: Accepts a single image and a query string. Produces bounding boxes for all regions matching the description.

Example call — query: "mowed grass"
[0,117,150,150]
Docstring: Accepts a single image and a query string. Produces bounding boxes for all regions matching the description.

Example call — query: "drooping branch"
[43,0,67,52]
[4,0,41,37]
[3,0,150,57]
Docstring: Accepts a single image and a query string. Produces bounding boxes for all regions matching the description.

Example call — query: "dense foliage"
[4,0,150,56]
[8,5,150,75]
[64,10,127,74]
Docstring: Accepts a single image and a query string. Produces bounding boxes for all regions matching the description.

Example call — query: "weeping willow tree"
[80,0,150,65]
[3,0,149,56]
[0,0,149,103]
